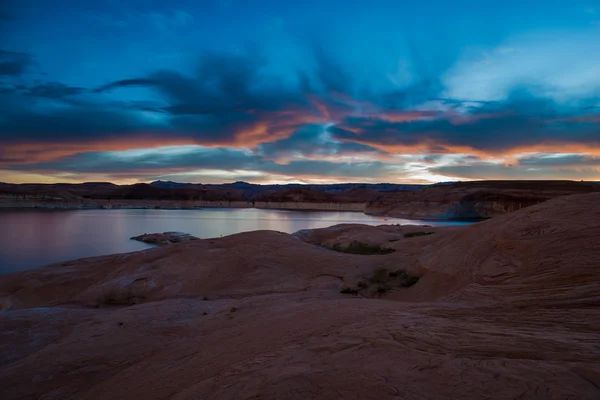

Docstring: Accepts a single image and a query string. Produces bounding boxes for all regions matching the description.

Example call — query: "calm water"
[0,208,471,274]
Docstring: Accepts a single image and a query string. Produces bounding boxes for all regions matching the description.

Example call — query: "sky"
[1,0,600,184]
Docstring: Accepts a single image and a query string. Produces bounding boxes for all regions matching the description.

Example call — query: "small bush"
[403,275,419,287]
[404,231,435,238]
[97,288,136,306]
[376,285,390,294]
[370,267,390,284]
[96,285,146,306]
[339,286,358,295]
[369,268,420,293]
[339,268,420,296]
[331,241,395,255]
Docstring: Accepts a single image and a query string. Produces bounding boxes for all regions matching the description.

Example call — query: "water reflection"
[0,208,472,274]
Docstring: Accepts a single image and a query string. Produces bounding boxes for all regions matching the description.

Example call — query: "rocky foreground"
[1,194,600,399]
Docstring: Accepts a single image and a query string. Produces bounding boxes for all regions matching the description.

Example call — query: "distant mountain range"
[0,180,428,204]
[149,180,428,196]
[2,180,599,213]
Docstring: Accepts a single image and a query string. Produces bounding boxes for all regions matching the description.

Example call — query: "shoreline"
[0,199,366,212]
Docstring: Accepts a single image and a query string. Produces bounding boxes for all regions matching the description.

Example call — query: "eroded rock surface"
[1,194,599,399]
[366,180,599,219]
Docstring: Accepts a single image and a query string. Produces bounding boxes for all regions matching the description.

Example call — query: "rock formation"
[130,232,200,245]
[366,180,599,219]
[0,181,416,210]
[1,193,599,399]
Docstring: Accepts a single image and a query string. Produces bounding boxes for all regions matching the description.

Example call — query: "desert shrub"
[97,288,132,306]
[331,241,395,255]
[96,285,146,306]
[404,231,435,238]
[339,268,420,296]
[339,286,358,295]
[370,267,391,283]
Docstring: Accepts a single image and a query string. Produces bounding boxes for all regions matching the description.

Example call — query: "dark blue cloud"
[2,45,600,160]
[519,154,600,167]
[25,82,85,98]
[0,50,34,76]
[330,91,600,153]
[430,163,600,180]
[257,124,385,161]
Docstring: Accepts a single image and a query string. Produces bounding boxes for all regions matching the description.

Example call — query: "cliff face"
[366,180,600,219]
[0,195,253,209]
[0,183,369,211]
[0,196,365,211]
[254,201,364,211]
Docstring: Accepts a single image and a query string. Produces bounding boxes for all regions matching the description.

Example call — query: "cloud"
[89,49,333,147]
[0,137,195,166]
[329,90,600,155]
[257,124,386,162]
[0,94,164,143]
[94,78,159,93]
[443,29,600,102]
[25,82,85,99]
[2,39,600,184]
[518,154,600,167]
[7,146,402,183]
[431,162,600,181]
[0,50,34,76]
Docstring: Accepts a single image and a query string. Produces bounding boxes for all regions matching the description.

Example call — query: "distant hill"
[149,180,427,198]
[0,181,428,205]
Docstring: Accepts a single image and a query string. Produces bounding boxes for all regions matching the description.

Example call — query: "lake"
[0,208,472,274]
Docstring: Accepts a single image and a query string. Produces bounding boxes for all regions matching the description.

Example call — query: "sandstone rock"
[366,180,599,219]
[130,232,200,245]
[1,194,599,399]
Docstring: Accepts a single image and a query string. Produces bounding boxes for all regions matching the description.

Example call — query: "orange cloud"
[0,136,198,166]
[233,109,325,147]
[377,110,439,122]
[334,135,600,160]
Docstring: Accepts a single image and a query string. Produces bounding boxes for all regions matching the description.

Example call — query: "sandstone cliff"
[366,180,600,219]
[1,194,599,399]
[0,183,367,211]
